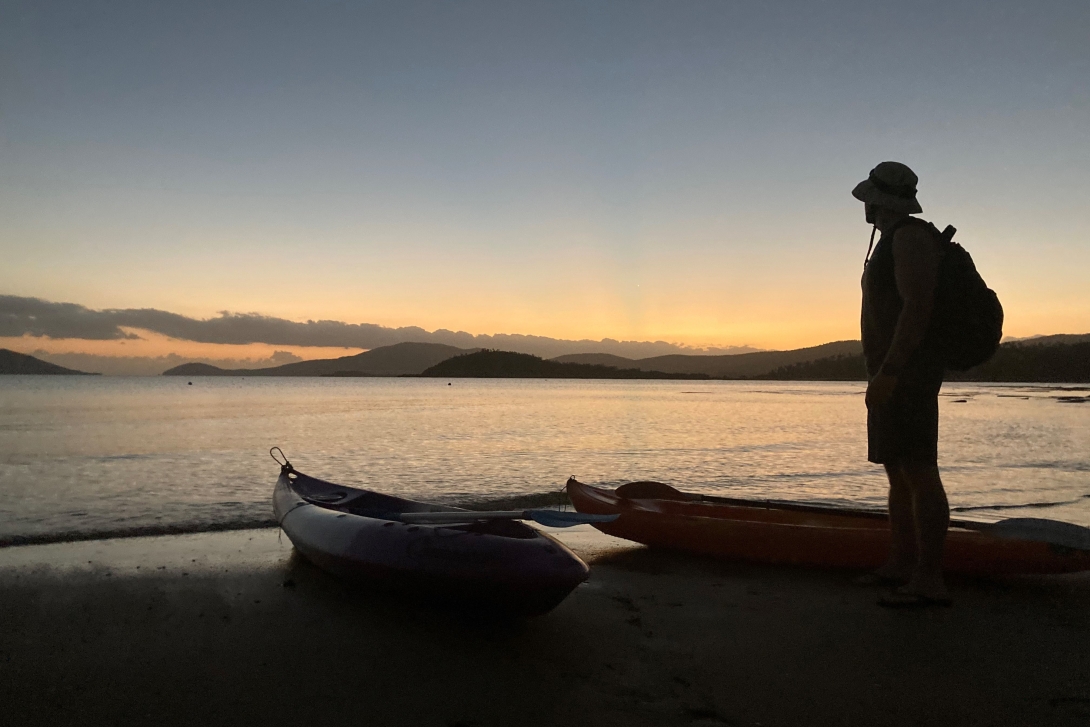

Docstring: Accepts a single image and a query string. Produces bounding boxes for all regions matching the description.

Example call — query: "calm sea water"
[1,376,1088,544]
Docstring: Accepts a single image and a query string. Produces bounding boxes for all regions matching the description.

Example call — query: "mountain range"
[160,340,863,378]
[754,340,1090,383]
[155,337,1090,384]
[161,343,474,377]
[553,340,863,378]
[7,336,1089,383]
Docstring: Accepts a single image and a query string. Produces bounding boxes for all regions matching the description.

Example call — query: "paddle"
[398,509,619,528]
[612,481,1090,552]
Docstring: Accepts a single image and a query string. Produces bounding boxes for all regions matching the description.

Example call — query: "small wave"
[962,461,1090,473]
[951,494,1090,512]
[0,518,278,549]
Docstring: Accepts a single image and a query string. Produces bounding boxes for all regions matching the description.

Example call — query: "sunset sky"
[2,1,1088,369]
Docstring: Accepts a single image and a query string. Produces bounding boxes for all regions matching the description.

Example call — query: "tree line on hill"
[755,341,1090,383]
[417,350,709,379]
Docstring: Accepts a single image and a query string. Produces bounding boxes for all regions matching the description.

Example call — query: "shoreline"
[0,493,576,549]
[0,518,281,549]
[4,527,1090,726]
[7,482,1090,548]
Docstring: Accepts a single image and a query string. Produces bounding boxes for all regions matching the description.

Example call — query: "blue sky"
[2,0,1087,354]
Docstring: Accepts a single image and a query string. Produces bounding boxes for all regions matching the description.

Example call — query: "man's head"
[853,162,922,230]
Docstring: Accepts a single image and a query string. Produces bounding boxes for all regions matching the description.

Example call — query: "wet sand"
[2,527,1089,726]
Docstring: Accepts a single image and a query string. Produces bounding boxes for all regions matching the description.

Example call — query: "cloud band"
[0,294,753,359]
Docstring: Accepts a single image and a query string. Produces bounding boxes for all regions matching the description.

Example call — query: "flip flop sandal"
[877,590,953,608]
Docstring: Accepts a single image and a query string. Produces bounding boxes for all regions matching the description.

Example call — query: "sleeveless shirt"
[860,217,933,377]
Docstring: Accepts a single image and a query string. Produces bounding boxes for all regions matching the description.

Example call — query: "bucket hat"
[852,161,922,214]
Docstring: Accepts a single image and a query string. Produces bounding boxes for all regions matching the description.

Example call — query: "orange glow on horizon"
[1,298,1086,366]
[0,329,363,364]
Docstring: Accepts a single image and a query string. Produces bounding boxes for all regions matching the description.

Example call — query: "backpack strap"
[863,225,878,269]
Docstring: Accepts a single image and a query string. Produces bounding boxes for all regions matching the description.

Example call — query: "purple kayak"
[272,459,590,615]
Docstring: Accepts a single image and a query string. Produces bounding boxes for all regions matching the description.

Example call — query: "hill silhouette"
[755,341,1090,383]
[1003,333,1090,346]
[420,350,710,379]
[164,341,859,379]
[160,339,865,379]
[157,337,1090,382]
[162,342,474,377]
[554,340,862,378]
[949,341,1090,383]
[161,363,233,377]
[0,349,95,375]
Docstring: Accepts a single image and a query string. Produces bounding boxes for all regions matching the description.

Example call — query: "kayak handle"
[270,447,293,471]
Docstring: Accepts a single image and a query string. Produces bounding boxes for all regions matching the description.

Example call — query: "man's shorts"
[867,356,945,466]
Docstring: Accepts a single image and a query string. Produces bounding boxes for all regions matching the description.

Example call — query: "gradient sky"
[2,0,1088,355]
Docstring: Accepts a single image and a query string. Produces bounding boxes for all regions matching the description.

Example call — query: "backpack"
[926,223,1004,370]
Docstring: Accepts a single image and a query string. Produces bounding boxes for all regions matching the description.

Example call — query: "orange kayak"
[566,478,1090,575]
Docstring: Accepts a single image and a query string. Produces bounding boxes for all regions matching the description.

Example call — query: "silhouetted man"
[854,162,950,607]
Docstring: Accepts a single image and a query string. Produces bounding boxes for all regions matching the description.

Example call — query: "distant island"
[0,349,96,375]
[419,350,710,379]
[162,342,474,377]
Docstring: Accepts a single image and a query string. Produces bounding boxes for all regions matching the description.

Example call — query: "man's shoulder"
[892,219,939,251]
[892,217,934,241]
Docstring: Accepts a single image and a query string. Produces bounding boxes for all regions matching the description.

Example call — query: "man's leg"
[874,463,917,580]
[901,461,950,599]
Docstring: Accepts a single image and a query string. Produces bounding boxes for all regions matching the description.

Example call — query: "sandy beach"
[2,526,1089,727]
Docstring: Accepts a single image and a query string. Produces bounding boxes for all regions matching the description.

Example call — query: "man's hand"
[866,372,898,409]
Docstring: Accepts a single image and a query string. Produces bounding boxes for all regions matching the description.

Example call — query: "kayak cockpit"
[285,470,460,516]
[282,469,540,538]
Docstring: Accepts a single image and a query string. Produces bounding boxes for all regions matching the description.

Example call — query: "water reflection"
[0,377,1087,541]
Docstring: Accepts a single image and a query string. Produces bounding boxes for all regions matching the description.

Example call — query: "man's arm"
[880,224,941,375]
